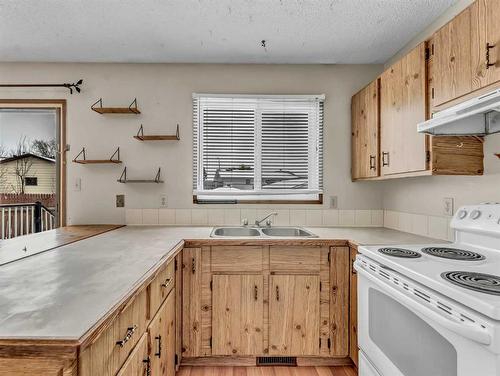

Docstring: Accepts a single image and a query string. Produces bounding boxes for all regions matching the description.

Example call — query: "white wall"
[0,63,383,224]
[382,0,500,217]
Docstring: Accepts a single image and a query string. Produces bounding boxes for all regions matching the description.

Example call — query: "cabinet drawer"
[211,246,263,272]
[150,259,175,316]
[79,288,148,376]
[270,246,321,273]
[116,333,149,376]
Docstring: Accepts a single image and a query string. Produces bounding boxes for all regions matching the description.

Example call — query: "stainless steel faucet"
[255,212,277,227]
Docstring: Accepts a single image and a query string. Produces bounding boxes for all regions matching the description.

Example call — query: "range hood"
[418,88,500,135]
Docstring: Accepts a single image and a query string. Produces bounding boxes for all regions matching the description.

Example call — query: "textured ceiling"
[0,0,458,64]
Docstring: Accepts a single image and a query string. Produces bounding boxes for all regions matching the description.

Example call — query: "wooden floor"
[178,366,357,376]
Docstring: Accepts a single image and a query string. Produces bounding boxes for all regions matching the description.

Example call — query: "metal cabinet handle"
[161,278,171,288]
[143,356,151,376]
[487,43,497,69]
[276,285,280,301]
[191,258,196,274]
[116,325,137,347]
[155,335,162,358]
[382,152,390,167]
[369,155,376,170]
[254,285,258,301]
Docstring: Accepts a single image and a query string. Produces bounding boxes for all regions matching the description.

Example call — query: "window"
[193,94,324,203]
[25,177,38,186]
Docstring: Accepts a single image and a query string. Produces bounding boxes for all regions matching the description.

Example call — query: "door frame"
[0,99,67,227]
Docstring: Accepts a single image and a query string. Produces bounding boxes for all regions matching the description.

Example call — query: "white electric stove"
[355,203,500,376]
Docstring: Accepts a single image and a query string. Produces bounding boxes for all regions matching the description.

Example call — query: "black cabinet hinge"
[320,282,322,292]
[174,259,178,271]
[175,354,179,366]
[328,250,331,264]
[425,47,430,60]
[328,338,331,349]
[209,337,212,347]
[210,280,213,291]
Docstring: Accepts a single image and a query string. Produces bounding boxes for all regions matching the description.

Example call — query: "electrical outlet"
[443,197,454,216]
[74,178,81,192]
[330,196,338,209]
[160,195,168,207]
[116,194,125,208]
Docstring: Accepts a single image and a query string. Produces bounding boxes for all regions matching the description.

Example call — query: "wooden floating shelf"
[91,98,140,114]
[134,124,180,141]
[117,167,163,183]
[73,147,122,164]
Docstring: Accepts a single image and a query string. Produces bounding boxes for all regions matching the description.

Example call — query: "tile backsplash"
[125,208,454,241]
[125,208,384,227]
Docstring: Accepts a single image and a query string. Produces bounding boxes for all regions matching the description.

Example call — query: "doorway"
[0,100,66,239]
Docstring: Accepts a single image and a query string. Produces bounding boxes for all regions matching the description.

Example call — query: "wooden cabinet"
[380,43,427,176]
[352,80,379,179]
[116,334,149,376]
[212,275,264,355]
[430,7,472,107]
[349,248,358,367]
[269,275,320,356]
[150,259,175,316]
[471,0,500,91]
[149,290,176,376]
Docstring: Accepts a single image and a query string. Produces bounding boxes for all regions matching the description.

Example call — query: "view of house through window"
[0,108,59,239]
[193,95,324,203]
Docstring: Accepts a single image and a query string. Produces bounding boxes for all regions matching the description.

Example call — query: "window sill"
[193,194,323,205]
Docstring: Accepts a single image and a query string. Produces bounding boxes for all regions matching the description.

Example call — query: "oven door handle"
[356,266,491,345]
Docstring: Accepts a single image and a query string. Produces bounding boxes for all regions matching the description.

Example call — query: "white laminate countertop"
[0,226,442,341]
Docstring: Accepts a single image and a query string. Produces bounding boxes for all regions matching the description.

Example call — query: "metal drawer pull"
[276,285,280,301]
[191,258,196,274]
[487,43,497,69]
[369,155,376,170]
[155,335,162,357]
[161,278,171,288]
[143,356,151,376]
[254,285,258,301]
[382,152,390,167]
[116,324,137,347]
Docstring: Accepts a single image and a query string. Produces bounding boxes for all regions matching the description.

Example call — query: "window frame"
[193,94,324,204]
[24,177,38,186]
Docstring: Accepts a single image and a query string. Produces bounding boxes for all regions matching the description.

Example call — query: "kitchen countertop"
[0,225,442,342]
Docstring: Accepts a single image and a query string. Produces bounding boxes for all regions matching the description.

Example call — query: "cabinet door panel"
[116,333,148,376]
[149,291,175,376]
[433,8,472,106]
[182,248,202,357]
[351,80,379,179]
[381,43,427,175]
[212,275,264,355]
[471,0,500,90]
[269,275,320,356]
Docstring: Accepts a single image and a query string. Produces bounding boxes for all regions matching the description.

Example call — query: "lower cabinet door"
[116,333,149,376]
[269,275,320,356]
[149,290,176,376]
[212,274,264,355]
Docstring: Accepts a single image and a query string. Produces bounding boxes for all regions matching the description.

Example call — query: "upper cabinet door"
[471,0,500,90]
[351,80,379,180]
[380,43,427,176]
[432,8,472,107]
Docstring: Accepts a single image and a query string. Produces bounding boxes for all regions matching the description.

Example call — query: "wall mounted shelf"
[91,98,140,114]
[73,147,122,164]
[117,167,163,183]
[134,124,180,141]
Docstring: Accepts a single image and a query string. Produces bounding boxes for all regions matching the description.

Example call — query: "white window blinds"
[193,94,324,202]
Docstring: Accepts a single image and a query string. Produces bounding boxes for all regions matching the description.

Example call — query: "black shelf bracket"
[117,167,163,183]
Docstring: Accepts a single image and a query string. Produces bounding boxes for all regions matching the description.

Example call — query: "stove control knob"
[457,210,468,219]
[470,210,481,220]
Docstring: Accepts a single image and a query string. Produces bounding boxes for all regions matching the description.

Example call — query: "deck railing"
[0,202,55,240]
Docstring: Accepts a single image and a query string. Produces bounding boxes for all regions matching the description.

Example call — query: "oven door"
[355,256,496,376]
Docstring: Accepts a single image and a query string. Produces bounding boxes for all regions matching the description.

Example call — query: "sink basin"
[211,227,261,237]
[211,226,317,238]
[261,227,317,237]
